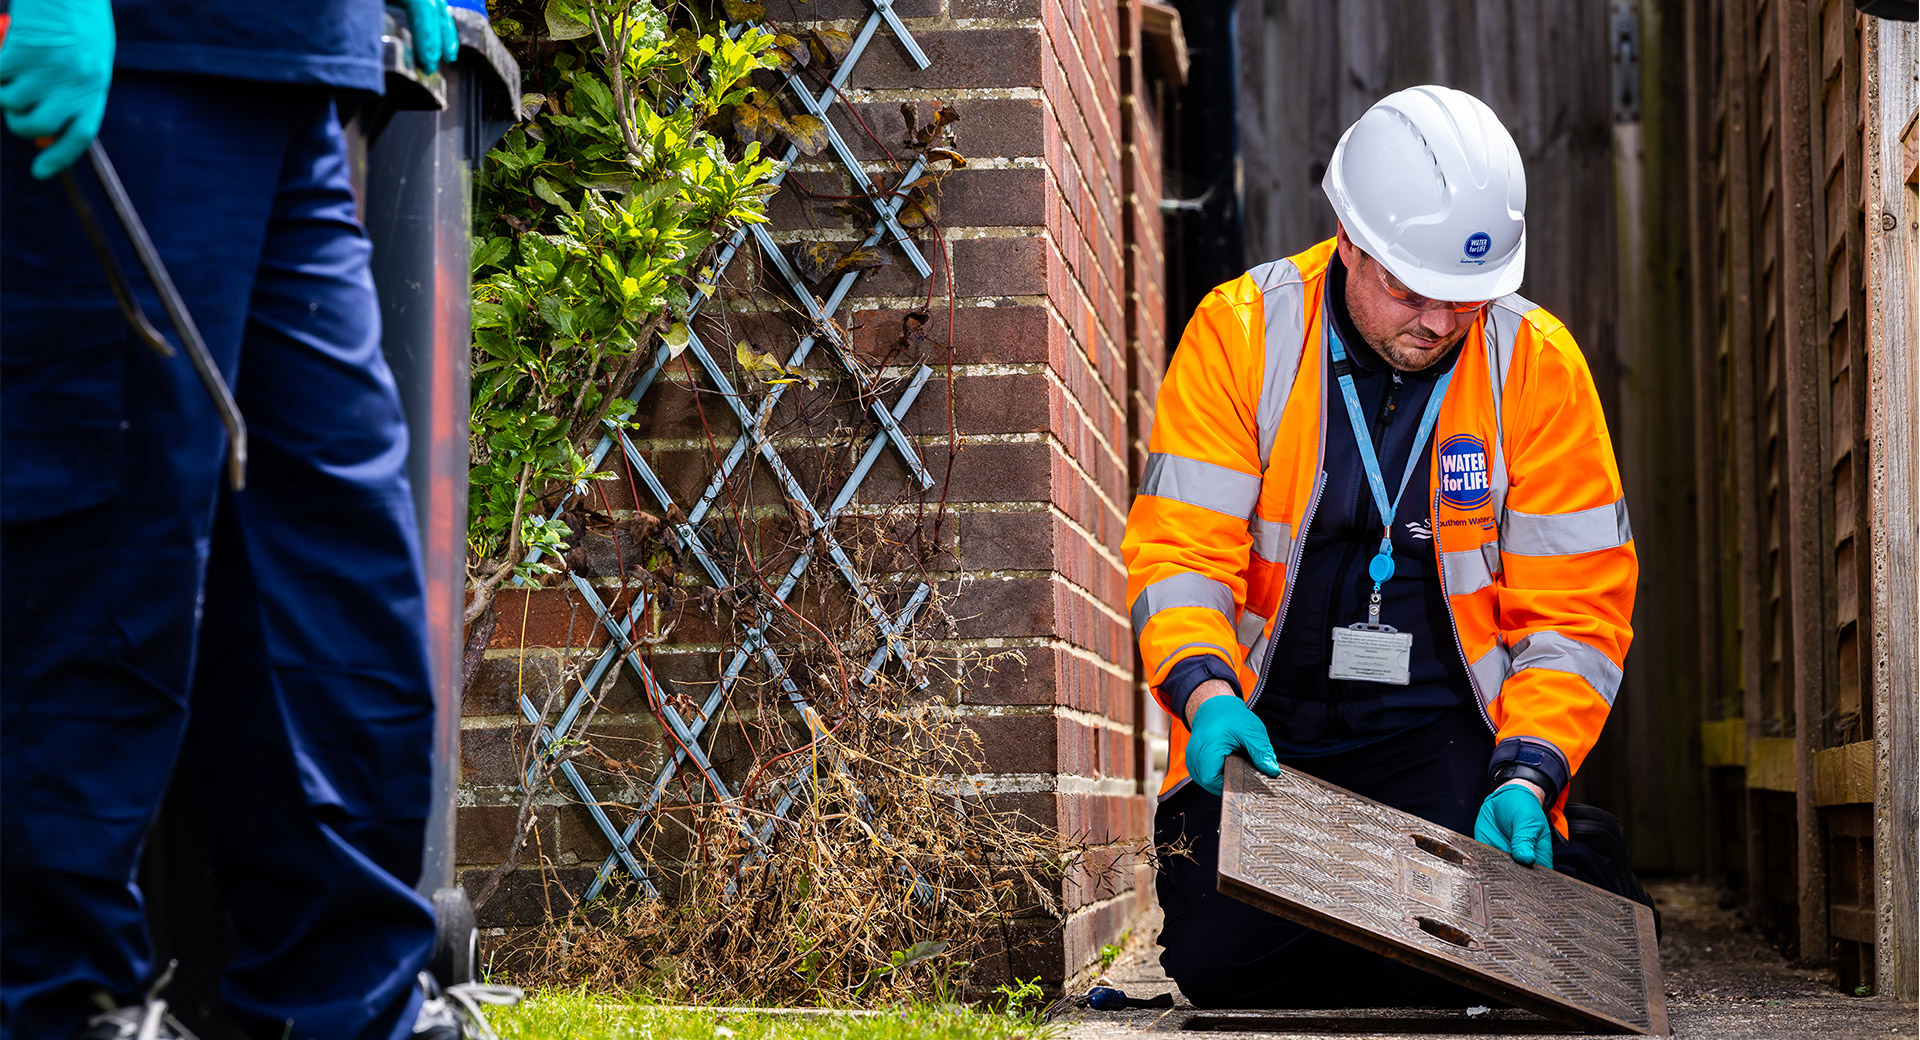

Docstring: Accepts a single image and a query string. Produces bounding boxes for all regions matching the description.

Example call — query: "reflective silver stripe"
[1130,572,1236,634]
[1470,642,1511,708]
[1508,631,1623,706]
[1248,260,1307,470]
[1441,544,1497,595]
[1486,295,1532,397]
[1503,498,1633,557]
[1235,609,1269,648]
[1249,515,1292,564]
[1484,296,1533,526]
[1247,472,1324,709]
[1244,634,1270,672]
[1151,641,1238,680]
[1139,453,1263,518]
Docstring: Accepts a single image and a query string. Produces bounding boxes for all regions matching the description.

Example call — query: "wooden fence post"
[1863,13,1919,1004]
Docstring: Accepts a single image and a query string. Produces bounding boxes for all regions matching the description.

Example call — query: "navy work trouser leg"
[1,73,435,1040]
[1154,708,1605,1009]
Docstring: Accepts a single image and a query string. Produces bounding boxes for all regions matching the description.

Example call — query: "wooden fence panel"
[1687,0,1917,983]
[1810,0,1878,989]
[1234,0,1618,418]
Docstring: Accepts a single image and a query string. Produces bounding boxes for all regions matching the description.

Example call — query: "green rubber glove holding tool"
[0,0,459,181]
[0,0,114,179]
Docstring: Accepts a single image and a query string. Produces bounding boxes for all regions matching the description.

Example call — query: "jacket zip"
[1434,487,1498,736]
[1379,372,1402,425]
[1248,471,1326,709]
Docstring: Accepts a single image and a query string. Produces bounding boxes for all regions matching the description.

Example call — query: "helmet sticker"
[1462,231,1492,264]
[1439,434,1492,510]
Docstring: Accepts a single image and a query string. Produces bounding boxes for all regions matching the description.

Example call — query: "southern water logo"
[1438,434,1492,510]
[1463,231,1492,264]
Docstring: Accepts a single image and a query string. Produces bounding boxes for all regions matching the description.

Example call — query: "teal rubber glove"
[1474,783,1555,869]
[1186,695,1281,797]
[0,0,115,180]
[401,0,460,75]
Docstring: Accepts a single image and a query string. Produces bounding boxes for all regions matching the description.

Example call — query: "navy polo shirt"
[1162,257,1476,749]
[113,0,386,94]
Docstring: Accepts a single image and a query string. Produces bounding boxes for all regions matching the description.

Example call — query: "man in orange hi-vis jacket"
[1125,85,1653,1008]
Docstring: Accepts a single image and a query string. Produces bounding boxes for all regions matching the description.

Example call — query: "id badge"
[1328,624,1412,685]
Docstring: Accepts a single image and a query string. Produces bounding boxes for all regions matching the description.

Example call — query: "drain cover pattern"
[1218,758,1668,1035]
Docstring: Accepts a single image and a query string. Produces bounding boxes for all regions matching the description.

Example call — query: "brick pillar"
[839,0,1152,983]
[458,0,1172,987]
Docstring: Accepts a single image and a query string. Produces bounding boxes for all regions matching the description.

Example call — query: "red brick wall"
[459,0,1172,986]
[1120,0,1173,805]
[846,0,1156,981]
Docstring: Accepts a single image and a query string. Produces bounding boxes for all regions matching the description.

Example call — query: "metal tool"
[56,141,248,490]
[0,2,244,488]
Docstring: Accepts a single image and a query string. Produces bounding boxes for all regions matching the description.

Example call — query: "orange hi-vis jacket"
[1123,239,1636,833]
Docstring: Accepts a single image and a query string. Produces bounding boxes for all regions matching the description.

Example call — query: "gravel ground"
[1060,881,1916,1039]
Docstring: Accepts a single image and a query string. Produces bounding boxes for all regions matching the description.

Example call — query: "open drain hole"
[1411,833,1468,865]
[1414,915,1478,948]
[1180,1013,1580,1034]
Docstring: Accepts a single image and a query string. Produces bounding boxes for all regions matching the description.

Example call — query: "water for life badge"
[1439,434,1491,510]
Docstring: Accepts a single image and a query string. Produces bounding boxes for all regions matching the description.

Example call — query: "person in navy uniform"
[0,1,469,1037]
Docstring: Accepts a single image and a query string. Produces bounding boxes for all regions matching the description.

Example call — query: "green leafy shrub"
[468,2,781,610]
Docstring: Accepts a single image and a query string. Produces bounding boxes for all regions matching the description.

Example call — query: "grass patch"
[487,987,1054,1040]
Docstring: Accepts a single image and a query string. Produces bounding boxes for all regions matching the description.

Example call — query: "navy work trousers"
[1154,708,1606,1009]
[1,74,436,1040]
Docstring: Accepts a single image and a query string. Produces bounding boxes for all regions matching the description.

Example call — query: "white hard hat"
[1321,85,1527,301]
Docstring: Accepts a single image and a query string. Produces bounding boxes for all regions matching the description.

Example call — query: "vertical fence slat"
[1774,0,1832,961]
[1863,13,1920,1003]
[1685,0,1730,880]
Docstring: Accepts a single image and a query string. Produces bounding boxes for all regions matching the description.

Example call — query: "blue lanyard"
[1326,306,1452,624]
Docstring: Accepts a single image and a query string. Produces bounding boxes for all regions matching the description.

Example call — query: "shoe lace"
[438,982,523,1040]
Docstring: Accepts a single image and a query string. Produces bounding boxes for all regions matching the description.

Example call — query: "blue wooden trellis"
[511,0,936,900]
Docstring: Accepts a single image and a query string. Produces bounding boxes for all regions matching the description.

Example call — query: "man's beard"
[1365,329,1464,372]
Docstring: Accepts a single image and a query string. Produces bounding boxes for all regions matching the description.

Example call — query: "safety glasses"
[1370,259,1488,315]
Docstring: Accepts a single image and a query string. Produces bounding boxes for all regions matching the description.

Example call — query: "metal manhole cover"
[1218,757,1668,1035]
